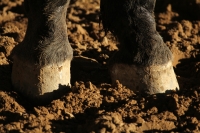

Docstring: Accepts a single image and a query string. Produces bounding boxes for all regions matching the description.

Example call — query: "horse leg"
[100,0,179,94]
[11,0,73,104]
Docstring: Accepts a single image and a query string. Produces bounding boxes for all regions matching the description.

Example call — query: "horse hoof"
[110,61,179,94]
[11,55,71,103]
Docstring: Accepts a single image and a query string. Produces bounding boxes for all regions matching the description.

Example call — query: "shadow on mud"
[175,58,200,89]
[71,56,111,85]
[10,2,25,15]
[155,0,200,20]
[0,64,12,92]
[0,111,24,125]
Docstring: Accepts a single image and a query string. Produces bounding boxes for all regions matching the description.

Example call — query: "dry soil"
[0,0,200,132]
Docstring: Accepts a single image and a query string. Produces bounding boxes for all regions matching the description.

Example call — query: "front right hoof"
[11,55,71,104]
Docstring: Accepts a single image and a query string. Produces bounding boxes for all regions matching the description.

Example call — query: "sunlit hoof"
[110,61,179,94]
[11,55,71,104]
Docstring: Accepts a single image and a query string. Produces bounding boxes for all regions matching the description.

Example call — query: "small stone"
[101,37,109,46]
[129,100,137,105]
[191,117,198,124]
[44,125,51,131]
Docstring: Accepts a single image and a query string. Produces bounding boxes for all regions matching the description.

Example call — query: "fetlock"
[14,0,72,66]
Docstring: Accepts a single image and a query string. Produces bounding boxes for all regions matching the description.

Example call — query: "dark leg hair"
[14,0,73,66]
[100,0,172,66]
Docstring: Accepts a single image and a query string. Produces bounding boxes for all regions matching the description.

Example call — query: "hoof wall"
[110,62,179,94]
[11,56,71,104]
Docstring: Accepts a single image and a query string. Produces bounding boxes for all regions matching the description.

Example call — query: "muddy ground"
[0,0,200,132]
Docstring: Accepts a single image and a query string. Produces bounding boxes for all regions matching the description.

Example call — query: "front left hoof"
[110,61,179,94]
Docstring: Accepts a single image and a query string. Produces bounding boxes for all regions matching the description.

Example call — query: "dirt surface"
[0,0,200,132]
